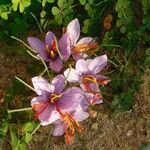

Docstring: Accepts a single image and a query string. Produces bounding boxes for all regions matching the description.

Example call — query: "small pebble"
[127,130,133,136]
[89,110,98,119]
[91,123,99,130]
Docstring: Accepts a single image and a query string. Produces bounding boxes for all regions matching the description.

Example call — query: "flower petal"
[58,33,71,61]
[51,74,65,94]
[53,121,65,136]
[28,37,49,61]
[88,55,108,74]
[67,18,80,45]
[49,57,63,72]
[76,37,95,45]
[64,68,79,83]
[96,75,111,85]
[74,110,89,122]
[32,76,55,95]
[72,53,88,60]
[38,105,60,126]
[45,31,55,47]
[75,59,89,74]
[57,87,83,112]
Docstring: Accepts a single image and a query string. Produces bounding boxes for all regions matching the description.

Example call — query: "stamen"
[50,93,62,103]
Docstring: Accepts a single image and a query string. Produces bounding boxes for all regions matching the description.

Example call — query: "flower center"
[50,93,62,103]
[45,38,58,59]
[72,43,97,53]
[82,75,97,84]
[61,113,83,144]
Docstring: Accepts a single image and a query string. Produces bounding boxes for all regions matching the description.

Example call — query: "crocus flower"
[31,75,83,126]
[28,31,70,72]
[66,18,97,60]
[64,55,110,93]
[52,95,89,144]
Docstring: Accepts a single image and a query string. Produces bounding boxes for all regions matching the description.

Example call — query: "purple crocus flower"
[28,31,70,72]
[31,75,83,126]
[64,55,110,93]
[52,95,89,144]
[66,18,97,60]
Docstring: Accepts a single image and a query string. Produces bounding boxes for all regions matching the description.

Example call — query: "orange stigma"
[72,43,97,53]
[61,113,84,144]
[45,38,58,59]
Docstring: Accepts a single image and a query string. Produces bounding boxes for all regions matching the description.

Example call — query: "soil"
[0,43,150,150]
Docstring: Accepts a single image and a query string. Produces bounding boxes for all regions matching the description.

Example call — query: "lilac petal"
[67,18,80,45]
[31,96,48,112]
[76,37,94,45]
[75,59,89,74]
[72,53,88,60]
[32,76,55,95]
[51,74,65,94]
[74,110,89,122]
[45,31,55,47]
[28,37,49,61]
[95,74,111,85]
[64,68,79,83]
[58,33,71,61]
[38,105,60,126]
[49,57,63,72]
[53,121,65,136]
[80,82,100,92]
[88,55,108,74]
[57,87,84,112]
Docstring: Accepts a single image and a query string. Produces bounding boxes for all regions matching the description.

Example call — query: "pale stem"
[31,123,41,136]
[40,57,51,80]
[10,36,36,53]
[8,107,32,114]
[30,12,43,34]
[15,76,35,92]
[27,50,39,60]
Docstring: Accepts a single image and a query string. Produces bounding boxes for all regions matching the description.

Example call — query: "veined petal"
[95,75,111,85]
[76,37,94,45]
[38,105,60,126]
[64,68,79,83]
[72,53,88,60]
[28,37,49,61]
[57,87,83,112]
[58,33,71,61]
[67,18,80,45]
[49,57,63,72]
[45,31,55,47]
[88,55,108,74]
[32,76,55,95]
[51,74,65,94]
[75,59,89,74]
[53,120,65,136]
[74,110,89,122]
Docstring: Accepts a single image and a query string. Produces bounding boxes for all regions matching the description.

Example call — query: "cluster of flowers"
[27,18,110,144]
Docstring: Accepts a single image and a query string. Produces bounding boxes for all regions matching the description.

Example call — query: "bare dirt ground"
[0,49,150,150]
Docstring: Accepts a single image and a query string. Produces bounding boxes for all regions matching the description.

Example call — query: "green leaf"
[52,6,60,15]
[24,133,32,144]
[22,122,34,132]
[19,143,26,150]
[47,0,55,3]
[57,0,64,8]
[19,1,25,13]
[10,128,20,150]
[145,56,150,65]
[12,0,20,11]
[88,0,93,4]
[145,48,150,55]
[79,0,86,5]
[1,12,8,20]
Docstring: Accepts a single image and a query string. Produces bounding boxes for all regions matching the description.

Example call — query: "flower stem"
[40,57,51,80]
[31,123,41,136]
[10,36,36,53]
[26,50,39,60]
[7,107,32,114]
[30,12,43,34]
[15,76,35,92]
